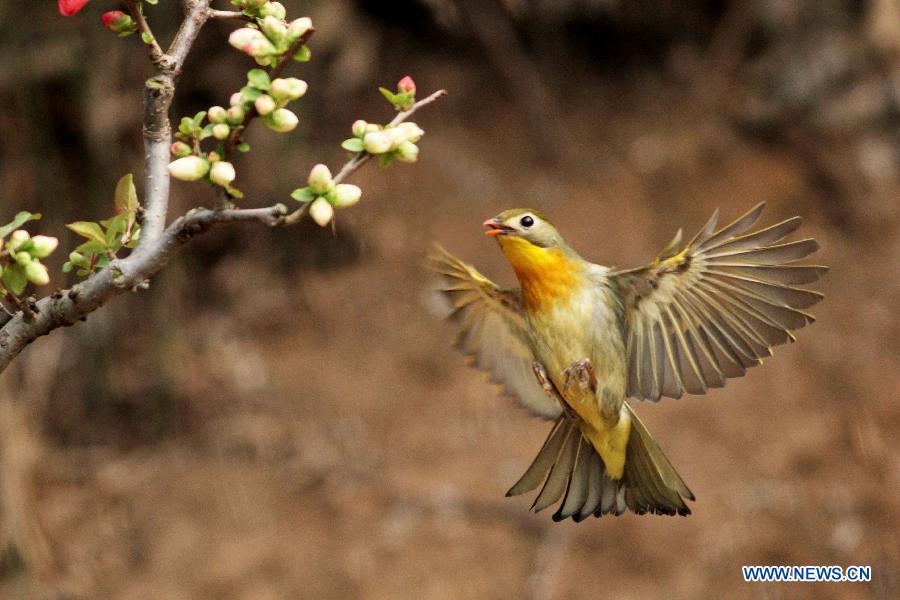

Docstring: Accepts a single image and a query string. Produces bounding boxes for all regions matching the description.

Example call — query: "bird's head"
[482,208,563,248]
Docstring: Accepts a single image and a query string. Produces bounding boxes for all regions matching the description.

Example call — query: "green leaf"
[114,174,139,215]
[292,45,311,62]
[75,240,107,254]
[199,123,215,140]
[192,111,207,129]
[0,211,40,240]
[341,138,365,152]
[178,117,193,136]
[379,87,396,104]
[237,142,251,153]
[290,187,316,202]
[66,221,107,246]
[145,0,158,4]
[226,186,244,199]
[239,86,262,102]
[140,31,153,44]
[62,262,73,273]
[2,265,27,296]
[247,69,271,90]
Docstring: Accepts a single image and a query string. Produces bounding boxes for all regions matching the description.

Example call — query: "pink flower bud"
[58,0,90,17]
[228,28,277,58]
[226,105,246,125]
[287,17,313,40]
[397,76,416,94]
[309,197,334,227]
[229,92,244,107]
[170,142,191,157]
[254,94,276,116]
[212,123,231,140]
[101,11,135,34]
[207,106,228,124]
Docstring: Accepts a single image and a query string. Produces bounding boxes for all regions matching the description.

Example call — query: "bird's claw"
[532,362,555,397]
[562,359,597,394]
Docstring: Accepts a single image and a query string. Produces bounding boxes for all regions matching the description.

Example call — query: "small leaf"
[379,87,396,104]
[237,142,251,153]
[2,265,27,296]
[240,86,262,102]
[62,262,73,273]
[292,45,311,62]
[0,211,40,240]
[341,138,365,152]
[192,111,207,128]
[66,221,107,245]
[290,187,316,202]
[247,69,271,90]
[114,174,140,215]
[199,123,215,140]
[141,31,154,45]
[226,186,244,199]
[75,240,107,254]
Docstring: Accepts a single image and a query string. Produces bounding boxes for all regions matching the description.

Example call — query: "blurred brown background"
[1,0,898,598]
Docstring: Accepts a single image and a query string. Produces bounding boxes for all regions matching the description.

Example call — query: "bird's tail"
[506,406,694,521]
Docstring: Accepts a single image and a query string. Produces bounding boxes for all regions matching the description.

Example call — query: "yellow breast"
[497,236,583,313]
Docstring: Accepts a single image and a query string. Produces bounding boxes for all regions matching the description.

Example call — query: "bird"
[430,203,826,521]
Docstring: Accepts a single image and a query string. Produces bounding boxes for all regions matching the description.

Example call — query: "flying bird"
[430,204,826,521]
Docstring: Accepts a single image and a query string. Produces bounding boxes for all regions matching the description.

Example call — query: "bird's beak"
[483,217,514,236]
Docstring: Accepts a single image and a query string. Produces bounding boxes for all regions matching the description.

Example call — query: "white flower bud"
[352,120,368,138]
[363,131,393,154]
[263,108,298,132]
[30,235,59,259]
[230,92,244,107]
[229,28,277,57]
[395,141,419,163]
[14,252,31,266]
[24,261,49,286]
[270,77,308,101]
[307,164,333,193]
[395,122,425,143]
[226,105,245,125]
[212,123,231,140]
[287,17,313,40]
[10,230,30,246]
[168,156,210,181]
[210,161,237,187]
[309,197,334,227]
[207,106,227,124]
[333,184,362,208]
[254,94,276,116]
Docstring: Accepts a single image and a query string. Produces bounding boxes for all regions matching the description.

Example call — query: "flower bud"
[30,235,59,259]
[260,16,287,44]
[229,28,277,57]
[230,92,244,107]
[9,230,30,247]
[207,151,221,162]
[15,252,31,266]
[207,105,227,124]
[101,11,136,35]
[333,184,362,208]
[270,78,308,101]
[210,161,237,187]
[69,251,84,264]
[397,75,416,94]
[395,141,419,163]
[287,17,313,40]
[212,123,231,140]
[226,105,246,125]
[246,0,268,8]
[352,120,368,138]
[254,94,276,116]
[59,0,90,17]
[307,164,333,194]
[259,1,287,19]
[170,142,191,157]
[263,108,298,133]
[396,122,425,143]
[363,131,393,154]
[168,155,210,181]
[24,261,49,286]
[309,197,334,227]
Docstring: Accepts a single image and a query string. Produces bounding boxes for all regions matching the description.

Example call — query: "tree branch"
[0,89,446,373]
[123,0,166,64]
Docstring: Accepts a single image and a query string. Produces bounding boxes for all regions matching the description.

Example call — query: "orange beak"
[483,217,514,236]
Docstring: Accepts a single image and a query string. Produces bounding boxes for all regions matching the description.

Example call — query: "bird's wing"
[610,203,827,402]
[429,245,563,419]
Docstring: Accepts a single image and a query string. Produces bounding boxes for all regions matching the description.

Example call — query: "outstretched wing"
[611,203,827,402]
[429,246,563,419]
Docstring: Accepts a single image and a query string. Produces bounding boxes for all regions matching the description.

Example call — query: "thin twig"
[207,9,252,22]
[122,0,166,64]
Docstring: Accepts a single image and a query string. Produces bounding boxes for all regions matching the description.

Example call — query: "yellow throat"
[497,236,583,313]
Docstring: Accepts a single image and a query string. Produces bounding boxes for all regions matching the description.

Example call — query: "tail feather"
[507,407,694,521]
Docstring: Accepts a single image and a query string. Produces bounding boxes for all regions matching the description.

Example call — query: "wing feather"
[613,204,826,401]
[429,246,563,419]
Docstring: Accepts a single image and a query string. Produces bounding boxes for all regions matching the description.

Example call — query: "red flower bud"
[58,0,90,17]
[102,10,124,28]
[397,76,416,94]
[101,10,135,34]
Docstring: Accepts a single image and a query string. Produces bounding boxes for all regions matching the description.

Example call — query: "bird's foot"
[532,362,556,397]
[562,359,597,394]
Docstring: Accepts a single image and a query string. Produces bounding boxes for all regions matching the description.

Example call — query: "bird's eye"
[520,215,534,228]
